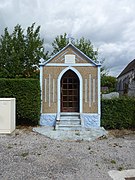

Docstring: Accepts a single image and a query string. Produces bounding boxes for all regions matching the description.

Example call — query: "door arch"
[61,70,79,112]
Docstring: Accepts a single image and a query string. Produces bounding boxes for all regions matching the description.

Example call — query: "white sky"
[0,0,135,77]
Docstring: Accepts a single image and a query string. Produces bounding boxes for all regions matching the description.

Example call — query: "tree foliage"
[101,75,117,93]
[52,33,67,55]
[0,23,47,78]
[51,33,98,61]
[75,37,98,61]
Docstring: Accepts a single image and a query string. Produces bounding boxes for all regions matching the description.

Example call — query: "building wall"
[42,66,98,113]
[117,70,135,97]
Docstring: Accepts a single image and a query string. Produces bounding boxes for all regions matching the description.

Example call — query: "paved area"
[33,126,108,141]
[0,128,135,180]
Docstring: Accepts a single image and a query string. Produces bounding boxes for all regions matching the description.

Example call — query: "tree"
[75,37,98,61]
[52,33,67,55]
[0,23,47,78]
[51,33,98,62]
[101,75,117,93]
[24,23,48,77]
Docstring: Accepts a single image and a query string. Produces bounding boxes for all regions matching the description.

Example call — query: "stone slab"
[33,127,107,141]
[108,169,135,180]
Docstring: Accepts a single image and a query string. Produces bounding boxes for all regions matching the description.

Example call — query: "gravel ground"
[0,127,135,180]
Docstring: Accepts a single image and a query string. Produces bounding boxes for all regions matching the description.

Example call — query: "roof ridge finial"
[67,33,74,44]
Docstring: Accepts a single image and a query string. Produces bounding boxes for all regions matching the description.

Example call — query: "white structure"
[0,98,16,134]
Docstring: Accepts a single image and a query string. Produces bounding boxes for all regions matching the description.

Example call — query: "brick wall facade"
[42,66,98,113]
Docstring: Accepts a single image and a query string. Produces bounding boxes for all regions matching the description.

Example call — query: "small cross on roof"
[67,34,74,44]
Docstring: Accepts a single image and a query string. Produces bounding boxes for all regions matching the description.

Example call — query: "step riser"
[60,113,79,115]
[60,119,80,121]
[60,116,80,120]
[58,122,80,125]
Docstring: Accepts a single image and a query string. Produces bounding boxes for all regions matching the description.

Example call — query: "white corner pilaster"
[39,65,43,113]
[39,58,45,113]
[98,65,101,117]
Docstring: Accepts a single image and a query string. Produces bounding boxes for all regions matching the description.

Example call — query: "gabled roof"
[42,42,99,66]
[117,59,135,78]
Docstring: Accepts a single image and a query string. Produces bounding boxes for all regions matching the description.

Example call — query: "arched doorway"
[61,70,80,112]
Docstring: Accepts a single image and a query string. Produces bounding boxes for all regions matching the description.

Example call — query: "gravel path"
[0,128,135,180]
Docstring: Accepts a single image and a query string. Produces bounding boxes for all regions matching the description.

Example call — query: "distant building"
[117,59,135,97]
[39,41,101,130]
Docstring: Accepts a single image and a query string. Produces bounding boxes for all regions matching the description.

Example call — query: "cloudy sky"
[0,0,135,77]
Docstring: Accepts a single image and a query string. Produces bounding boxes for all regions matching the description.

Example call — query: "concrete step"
[57,119,81,125]
[56,124,82,131]
[60,113,80,116]
[60,116,80,120]
[56,113,81,130]
[60,113,80,118]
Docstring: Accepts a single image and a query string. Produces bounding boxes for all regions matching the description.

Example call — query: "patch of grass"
[21,152,29,157]
[75,132,80,136]
[117,166,124,171]
[89,150,94,154]
[7,145,13,149]
[37,153,41,156]
[98,135,107,140]
[111,160,116,164]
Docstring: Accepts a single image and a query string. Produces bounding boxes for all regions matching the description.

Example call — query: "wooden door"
[61,70,79,112]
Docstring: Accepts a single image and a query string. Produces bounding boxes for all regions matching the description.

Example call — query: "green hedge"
[0,78,40,125]
[101,98,135,129]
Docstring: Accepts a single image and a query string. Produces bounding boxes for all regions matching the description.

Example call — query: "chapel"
[39,41,101,130]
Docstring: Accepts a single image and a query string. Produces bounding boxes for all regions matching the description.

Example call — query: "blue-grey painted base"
[40,113,100,128]
[40,114,56,126]
[81,114,100,128]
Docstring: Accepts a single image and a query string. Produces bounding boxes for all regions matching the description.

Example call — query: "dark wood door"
[61,70,79,112]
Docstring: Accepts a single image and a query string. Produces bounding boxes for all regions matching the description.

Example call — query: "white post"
[39,58,45,113]
[98,65,101,124]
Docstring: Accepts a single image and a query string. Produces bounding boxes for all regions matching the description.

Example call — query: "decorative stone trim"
[53,79,55,102]
[49,74,51,107]
[44,79,47,102]
[93,79,96,103]
[89,74,92,107]
[57,66,83,115]
[85,79,88,102]
[46,63,95,67]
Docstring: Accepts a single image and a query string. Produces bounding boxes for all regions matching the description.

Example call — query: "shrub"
[0,78,40,125]
[101,98,135,129]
